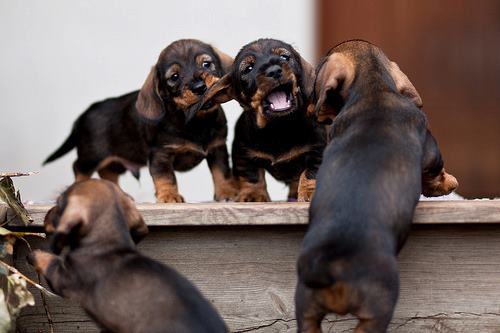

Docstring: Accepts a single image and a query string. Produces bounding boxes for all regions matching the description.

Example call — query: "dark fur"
[295,40,458,332]
[44,39,237,202]
[28,179,228,333]
[199,39,326,202]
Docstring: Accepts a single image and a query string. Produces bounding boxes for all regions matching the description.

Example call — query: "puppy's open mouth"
[263,84,295,115]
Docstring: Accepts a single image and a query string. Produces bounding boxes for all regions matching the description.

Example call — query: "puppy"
[28,179,228,333]
[199,39,326,202]
[295,40,458,333]
[44,39,237,203]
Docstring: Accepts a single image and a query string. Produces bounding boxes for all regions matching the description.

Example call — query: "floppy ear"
[211,46,234,75]
[51,202,89,254]
[136,66,165,120]
[388,61,423,108]
[118,193,148,244]
[199,73,235,107]
[300,56,316,100]
[43,206,58,234]
[313,53,355,123]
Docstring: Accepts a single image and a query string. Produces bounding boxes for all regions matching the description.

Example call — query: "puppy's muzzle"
[265,65,283,80]
[191,81,207,96]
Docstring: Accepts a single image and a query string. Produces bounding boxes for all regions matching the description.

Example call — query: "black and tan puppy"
[44,39,237,203]
[295,40,458,333]
[199,39,326,201]
[28,179,228,333]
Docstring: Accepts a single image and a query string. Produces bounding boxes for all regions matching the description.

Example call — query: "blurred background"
[1,0,498,202]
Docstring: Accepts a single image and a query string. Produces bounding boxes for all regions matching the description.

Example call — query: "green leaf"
[0,228,11,236]
[0,227,45,239]
[0,177,32,226]
[0,290,11,333]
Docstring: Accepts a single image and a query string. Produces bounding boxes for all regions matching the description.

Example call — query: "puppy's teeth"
[270,103,275,110]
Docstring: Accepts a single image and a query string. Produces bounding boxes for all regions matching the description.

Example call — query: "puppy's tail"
[297,249,335,289]
[43,129,76,165]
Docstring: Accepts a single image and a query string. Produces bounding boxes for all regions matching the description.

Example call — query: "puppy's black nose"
[265,65,282,79]
[191,81,207,96]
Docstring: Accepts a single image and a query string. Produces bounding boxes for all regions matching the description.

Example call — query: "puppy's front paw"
[27,250,55,274]
[237,189,270,202]
[156,191,185,203]
[422,169,459,197]
[298,172,316,202]
[214,179,239,202]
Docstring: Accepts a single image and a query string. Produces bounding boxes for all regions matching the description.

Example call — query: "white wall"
[0,0,315,203]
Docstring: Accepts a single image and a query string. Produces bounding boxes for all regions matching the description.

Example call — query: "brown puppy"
[199,39,326,202]
[44,39,237,203]
[295,40,458,333]
[28,179,228,333]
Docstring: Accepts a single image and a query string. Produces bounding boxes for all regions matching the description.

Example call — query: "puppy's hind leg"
[295,281,326,333]
[354,271,399,333]
[98,162,126,185]
[354,316,392,333]
[73,160,94,183]
[287,178,299,201]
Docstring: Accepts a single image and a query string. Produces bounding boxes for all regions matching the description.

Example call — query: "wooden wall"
[15,224,500,332]
[317,0,500,198]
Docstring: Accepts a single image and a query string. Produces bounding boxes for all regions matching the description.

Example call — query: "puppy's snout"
[265,65,282,79]
[191,81,207,96]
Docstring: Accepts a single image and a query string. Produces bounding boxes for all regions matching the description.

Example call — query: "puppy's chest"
[246,144,313,166]
[243,121,323,166]
[161,137,225,157]
[156,117,226,157]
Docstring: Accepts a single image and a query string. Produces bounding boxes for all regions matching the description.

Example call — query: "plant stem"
[0,260,58,298]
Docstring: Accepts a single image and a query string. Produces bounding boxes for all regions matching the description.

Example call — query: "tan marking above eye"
[164,64,181,79]
[272,47,291,57]
[196,54,213,64]
[239,56,256,72]
[197,54,215,70]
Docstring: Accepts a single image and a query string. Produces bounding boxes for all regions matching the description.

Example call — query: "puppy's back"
[299,103,426,288]
[89,253,227,333]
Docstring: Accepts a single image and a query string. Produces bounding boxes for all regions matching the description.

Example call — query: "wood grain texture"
[14,224,500,332]
[3,200,500,227]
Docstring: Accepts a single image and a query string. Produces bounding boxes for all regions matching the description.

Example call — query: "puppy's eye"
[169,73,180,82]
[280,54,290,61]
[202,61,212,69]
[242,64,254,75]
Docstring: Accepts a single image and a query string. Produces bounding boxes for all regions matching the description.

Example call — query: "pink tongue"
[267,91,289,110]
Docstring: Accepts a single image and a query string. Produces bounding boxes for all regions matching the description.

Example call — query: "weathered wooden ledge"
[11,199,500,332]
[4,200,500,227]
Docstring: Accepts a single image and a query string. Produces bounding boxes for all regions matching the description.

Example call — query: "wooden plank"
[14,224,500,332]
[3,200,500,227]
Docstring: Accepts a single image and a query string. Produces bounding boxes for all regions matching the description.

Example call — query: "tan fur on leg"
[211,168,238,201]
[298,171,316,202]
[237,170,270,202]
[153,177,184,203]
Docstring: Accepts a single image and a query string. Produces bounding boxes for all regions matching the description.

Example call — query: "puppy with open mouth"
[44,39,238,202]
[199,39,326,202]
